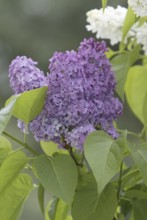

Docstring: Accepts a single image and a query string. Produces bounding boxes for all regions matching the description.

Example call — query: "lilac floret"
[9,38,123,151]
[9,56,47,94]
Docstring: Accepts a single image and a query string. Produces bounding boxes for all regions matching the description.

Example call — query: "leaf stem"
[3,131,39,156]
[117,129,139,138]
[139,125,147,140]
[68,147,83,167]
[117,161,123,201]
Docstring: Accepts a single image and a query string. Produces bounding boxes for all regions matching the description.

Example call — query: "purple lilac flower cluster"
[9,38,123,151]
[9,56,47,93]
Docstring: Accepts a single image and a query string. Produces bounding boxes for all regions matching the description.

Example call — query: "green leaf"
[122,7,136,42]
[46,197,70,220]
[120,199,133,220]
[138,16,147,26]
[102,0,107,9]
[66,216,73,220]
[0,135,12,151]
[128,142,147,185]
[124,190,147,200]
[72,180,117,220]
[122,169,141,190]
[0,151,28,192]
[128,44,142,65]
[40,141,68,156]
[105,48,119,59]
[0,135,12,164]
[0,173,33,220]
[84,131,124,193]
[38,184,45,215]
[118,214,125,220]
[132,199,147,220]
[143,93,147,125]
[45,199,73,220]
[45,201,51,220]
[9,86,47,124]
[125,65,147,124]
[33,154,78,203]
[0,95,19,134]
[50,199,69,220]
[111,46,141,99]
[40,141,58,156]
[111,53,129,99]
[0,151,32,220]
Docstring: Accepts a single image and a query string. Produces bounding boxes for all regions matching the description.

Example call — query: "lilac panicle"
[9,38,123,151]
[9,56,47,94]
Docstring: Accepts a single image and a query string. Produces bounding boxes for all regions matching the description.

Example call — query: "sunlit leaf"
[0,151,32,220]
[40,141,68,156]
[0,151,28,191]
[102,0,108,10]
[125,65,147,123]
[143,93,147,125]
[0,135,12,164]
[122,7,136,42]
[0,135,12,151]
[0,173,33,220]
[7,86,47,124]
[46,197,70,220]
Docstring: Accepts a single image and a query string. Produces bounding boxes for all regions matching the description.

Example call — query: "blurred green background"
[0,0,141,219]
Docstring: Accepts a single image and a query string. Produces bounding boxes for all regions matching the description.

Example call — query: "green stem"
[139,125,147,140]
[126,131,139,138]
[117,161,123,201]
[118,129,139,138]
[68,147,83,167]
[3,131,39,156]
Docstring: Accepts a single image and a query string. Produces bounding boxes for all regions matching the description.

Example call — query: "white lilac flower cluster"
[128,0,147,17]
[135,23,147,55]
[86,6,128,45]
[86,5,147,54]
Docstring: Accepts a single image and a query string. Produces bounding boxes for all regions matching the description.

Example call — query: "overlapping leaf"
[84,131,124,193]
[34,154,78,203]
[0,151,33,220]
[6,86,47,124]
[72,179,117,220]
[125,65,147,124]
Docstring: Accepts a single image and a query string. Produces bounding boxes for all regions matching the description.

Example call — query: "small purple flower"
[9,56,47,94]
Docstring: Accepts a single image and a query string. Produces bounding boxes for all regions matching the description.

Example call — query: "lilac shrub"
[3,2,147,219]
[9,38,122,151]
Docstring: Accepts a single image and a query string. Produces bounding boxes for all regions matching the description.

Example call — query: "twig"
[3,131,39,156]
[117,161,123,201]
